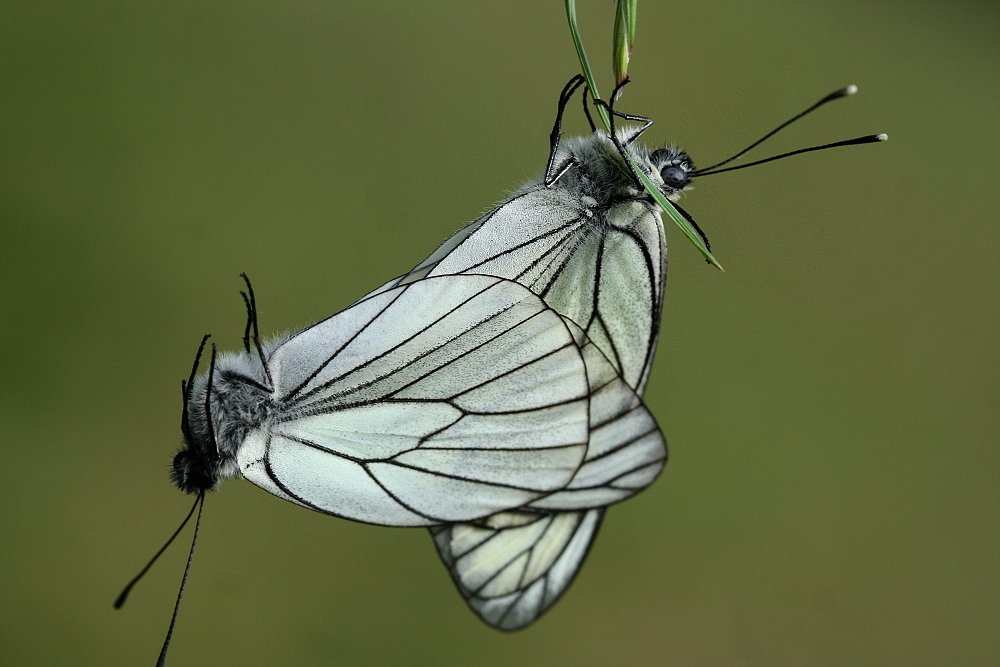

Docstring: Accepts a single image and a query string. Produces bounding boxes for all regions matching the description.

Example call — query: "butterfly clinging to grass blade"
[380,76,685,629]
[377,75,884,629]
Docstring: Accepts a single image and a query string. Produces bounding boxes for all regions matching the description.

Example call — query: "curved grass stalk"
[564,0,723,269]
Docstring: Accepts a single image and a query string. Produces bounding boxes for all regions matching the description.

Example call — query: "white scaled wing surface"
[236,275,591,527]
[430,509,604,631]
[377,140,670,630]
[530,318,665,511]
[425,320,665,631]
[378,185,665,393]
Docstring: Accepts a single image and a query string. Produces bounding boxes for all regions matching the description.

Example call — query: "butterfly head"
[647,146,695,197]
[173,345,222,493]
[171,448,216,494]
[172,339,271,493]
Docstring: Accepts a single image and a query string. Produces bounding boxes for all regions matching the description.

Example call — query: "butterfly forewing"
[379,185,666,394]
[236,275,591,526]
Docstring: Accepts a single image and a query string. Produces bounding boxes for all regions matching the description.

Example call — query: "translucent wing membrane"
[370,151,669,628]
[376,185,665,394]
[530,318,665,510]
[430,318,665,630]
[430,508,603,631]
[237,276,591,527]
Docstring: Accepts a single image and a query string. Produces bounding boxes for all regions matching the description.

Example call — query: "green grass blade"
[635,166,723,269]
[565,0,722,269]
[613,0,637,88]
[565,0,610,130]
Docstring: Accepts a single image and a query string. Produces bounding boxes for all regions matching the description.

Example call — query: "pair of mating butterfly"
[119,75,883,659]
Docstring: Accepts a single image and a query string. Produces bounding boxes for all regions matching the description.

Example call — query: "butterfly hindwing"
[529,318,666,510]
[430,508,604,631]
[428,318,666,629]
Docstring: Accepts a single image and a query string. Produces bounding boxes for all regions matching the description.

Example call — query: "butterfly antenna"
[113,493,202,609]
[239,273,272,387]
[691,134,887,177]
[544,74,587,186]
[180,335,211,442]
[694,85,877,174]
[204,344,219,461]
[155,491,206,667]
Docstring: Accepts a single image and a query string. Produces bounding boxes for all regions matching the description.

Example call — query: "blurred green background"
[1,1,997,665]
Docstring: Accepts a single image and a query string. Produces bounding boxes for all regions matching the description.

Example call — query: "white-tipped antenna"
[692,85,882,177]
[693,133,887,177]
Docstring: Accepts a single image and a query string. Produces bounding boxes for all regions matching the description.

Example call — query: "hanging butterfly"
[376,75,883,630]
[386,76,678,629]
[118,273,597,664]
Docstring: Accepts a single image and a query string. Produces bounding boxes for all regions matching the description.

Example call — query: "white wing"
[529,318,666,510]
[430,508,603,631]
[428,320,665,630]
[375,185,666,394]
[235,275,591,527]
[386,174,668,628]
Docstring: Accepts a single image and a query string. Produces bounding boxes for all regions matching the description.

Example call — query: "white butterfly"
[397,77,888,629]
[176,274,594,526]
[367,78,690,629]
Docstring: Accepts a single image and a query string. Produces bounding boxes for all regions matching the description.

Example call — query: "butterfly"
[176,274,595,525]
[365,76,681,628]
[372,75,884,628]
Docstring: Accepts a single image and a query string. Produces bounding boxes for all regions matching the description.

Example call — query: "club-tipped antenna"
[693,134,887,177]
[154,491,205,667]
[696,85,862,174]
[113,493,202,609]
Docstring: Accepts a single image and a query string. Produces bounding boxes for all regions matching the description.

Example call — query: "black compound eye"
[660,165,689,189]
